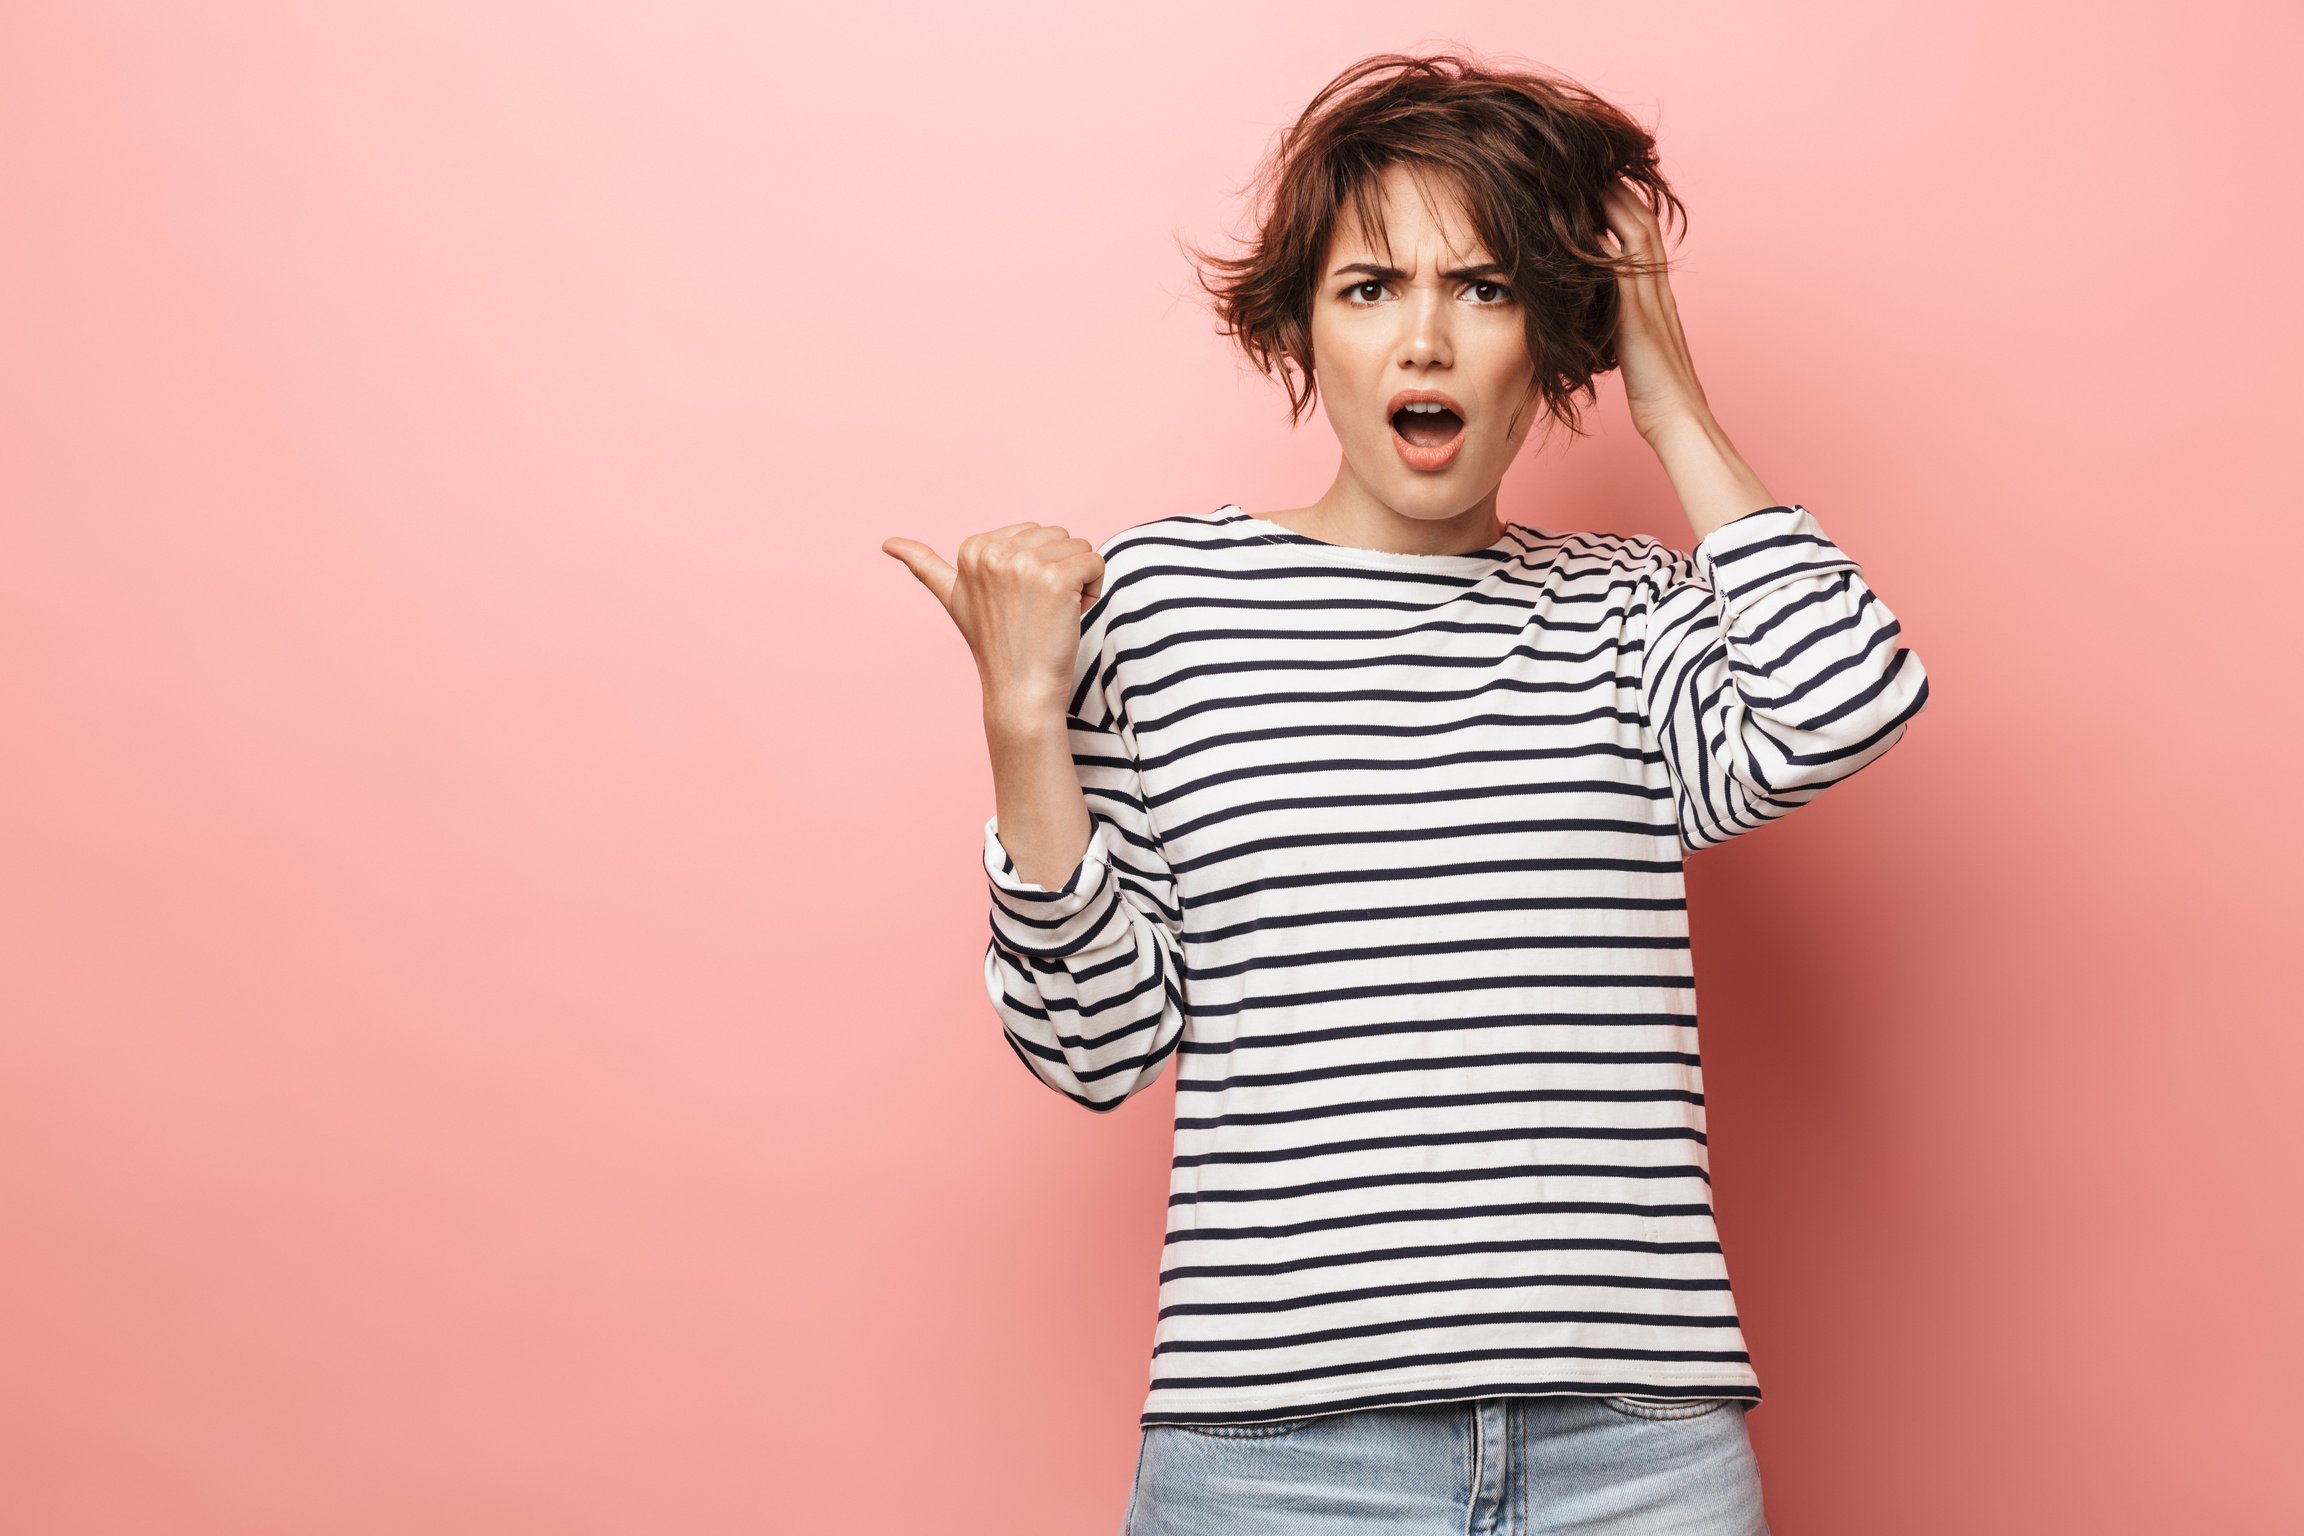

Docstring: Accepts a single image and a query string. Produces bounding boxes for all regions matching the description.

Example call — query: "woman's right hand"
[882,522,1104,727]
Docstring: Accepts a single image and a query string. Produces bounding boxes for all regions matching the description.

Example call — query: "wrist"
[1646,412,1779,541]
[1641,403,1725,456]
[982,688,1072,742]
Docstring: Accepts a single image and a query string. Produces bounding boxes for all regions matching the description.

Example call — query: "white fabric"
[981,502,1931,1428]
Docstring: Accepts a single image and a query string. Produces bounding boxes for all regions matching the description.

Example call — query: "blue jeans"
[1121,1395,1770,1535]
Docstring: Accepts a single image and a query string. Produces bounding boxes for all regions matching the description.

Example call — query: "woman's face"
[1308,164,1540,527]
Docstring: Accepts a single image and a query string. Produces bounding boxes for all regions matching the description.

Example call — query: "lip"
[1386,388,1468,473]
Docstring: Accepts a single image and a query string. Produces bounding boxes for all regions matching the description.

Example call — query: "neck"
[1285,460,1503,555]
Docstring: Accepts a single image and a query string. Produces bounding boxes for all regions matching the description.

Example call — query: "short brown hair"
[1182,49,1686,442]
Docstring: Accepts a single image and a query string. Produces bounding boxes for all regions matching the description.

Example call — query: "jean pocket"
[1173,1414,1321,1439]
[1597,1394,1738,1421]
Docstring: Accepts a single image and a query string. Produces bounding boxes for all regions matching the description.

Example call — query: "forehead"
[1326,162,1492,265]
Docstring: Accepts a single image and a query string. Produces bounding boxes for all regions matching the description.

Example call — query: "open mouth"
[1389,399,1467,470]
[1390,403,1466,448]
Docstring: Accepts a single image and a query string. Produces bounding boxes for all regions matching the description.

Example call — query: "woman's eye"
[1340,279,1511,305]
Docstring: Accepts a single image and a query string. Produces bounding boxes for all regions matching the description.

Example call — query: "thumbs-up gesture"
[882,523,1104,729]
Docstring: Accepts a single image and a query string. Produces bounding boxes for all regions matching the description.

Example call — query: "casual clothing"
[1121,1393,1769,1535]
[982,502,1930,1430]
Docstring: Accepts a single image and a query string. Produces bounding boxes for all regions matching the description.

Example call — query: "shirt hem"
[1141,1368,1763,1431]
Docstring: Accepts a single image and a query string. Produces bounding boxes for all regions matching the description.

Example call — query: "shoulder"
[1531,525,1686,581]
[1071,504,1236,657]
[1094,505,1242,570]
[1063,507,1235,732]
[1086,505,1245,616]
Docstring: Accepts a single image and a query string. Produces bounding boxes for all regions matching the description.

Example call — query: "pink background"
[3,3,2297,1531]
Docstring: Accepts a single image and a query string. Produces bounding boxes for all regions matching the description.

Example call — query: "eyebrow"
[1331,260,1511,280]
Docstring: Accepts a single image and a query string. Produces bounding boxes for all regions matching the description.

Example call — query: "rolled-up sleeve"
[1635,503,1932,853]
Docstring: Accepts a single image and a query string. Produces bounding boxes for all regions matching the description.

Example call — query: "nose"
[1397,284,1452,370]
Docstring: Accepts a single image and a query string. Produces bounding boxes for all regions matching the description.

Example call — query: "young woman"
[886,49,1929,1536]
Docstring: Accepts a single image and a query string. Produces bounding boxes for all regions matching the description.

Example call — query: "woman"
[885,49,1929,1536]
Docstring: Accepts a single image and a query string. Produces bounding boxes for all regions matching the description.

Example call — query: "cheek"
[1310,308,1388,369]
[1480,343,1539,439]
[1478,328,1537,383]
[1311,347,1386,434]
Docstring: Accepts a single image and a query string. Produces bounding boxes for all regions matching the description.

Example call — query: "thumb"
[881,536,958,610]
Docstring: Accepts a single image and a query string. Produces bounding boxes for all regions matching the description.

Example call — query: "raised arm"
[1590,183,1932,852]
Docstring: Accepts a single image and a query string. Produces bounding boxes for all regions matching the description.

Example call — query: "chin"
[1377,473,1490,519]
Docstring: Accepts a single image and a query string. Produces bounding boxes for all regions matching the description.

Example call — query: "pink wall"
[2,3,2296,1531]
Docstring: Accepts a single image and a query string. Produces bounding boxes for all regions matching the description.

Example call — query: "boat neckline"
[1218,504,1542,570]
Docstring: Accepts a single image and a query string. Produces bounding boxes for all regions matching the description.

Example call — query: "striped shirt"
[980,502,1931,1429]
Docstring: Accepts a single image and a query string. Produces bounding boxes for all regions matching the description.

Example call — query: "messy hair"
[1181,49,1686,441]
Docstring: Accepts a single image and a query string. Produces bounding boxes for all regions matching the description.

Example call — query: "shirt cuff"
[1691,503,1861,612]
[983,813,1119,951]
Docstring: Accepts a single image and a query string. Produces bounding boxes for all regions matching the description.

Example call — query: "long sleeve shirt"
[979,501,1932,1429]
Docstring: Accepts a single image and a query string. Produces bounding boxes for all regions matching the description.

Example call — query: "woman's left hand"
[1601,180,1711,446]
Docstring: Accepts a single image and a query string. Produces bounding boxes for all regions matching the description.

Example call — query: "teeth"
[1400,402,1451,413]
